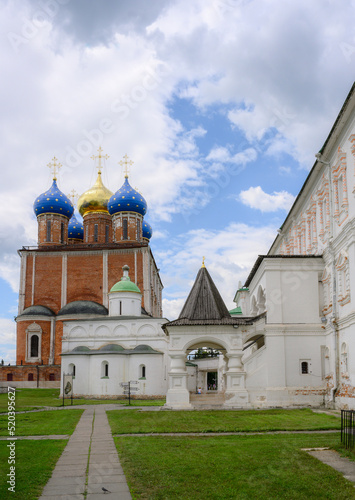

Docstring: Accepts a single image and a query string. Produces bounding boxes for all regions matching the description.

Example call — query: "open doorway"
[207,371,218,391]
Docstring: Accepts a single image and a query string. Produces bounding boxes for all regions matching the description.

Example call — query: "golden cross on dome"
[202,256,206,268]
[47,157,62,180]
[91,146,109,174]
[68,189,78,205]
[119,154,134,178]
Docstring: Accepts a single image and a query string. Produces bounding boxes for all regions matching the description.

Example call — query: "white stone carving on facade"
[332,147,348,226]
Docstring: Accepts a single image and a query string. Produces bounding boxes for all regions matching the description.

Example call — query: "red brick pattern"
[83,212,112,244]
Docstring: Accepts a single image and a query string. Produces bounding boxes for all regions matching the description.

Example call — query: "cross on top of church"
[91,146,109,174]
[47,157,62,180]
[202,256,206,268]
[68,189,78,205]
[119,154,134,178]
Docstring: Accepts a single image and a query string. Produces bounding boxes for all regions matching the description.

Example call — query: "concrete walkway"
[305,448,355,485]
[39,407,132,499]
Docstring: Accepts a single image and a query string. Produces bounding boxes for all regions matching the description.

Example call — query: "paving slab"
[305,448,355,484]
[39,406,132,499]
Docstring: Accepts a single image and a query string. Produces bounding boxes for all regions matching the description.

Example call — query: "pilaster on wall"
[18,253,27,315]
[61,254,67,308]
[102,251,108,308]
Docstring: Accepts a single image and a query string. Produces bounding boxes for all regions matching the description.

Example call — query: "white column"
[165,353,192,408]
[224,352,249,407]
[31,254,36,306]
[49,318,55,365]
[18,252,27,315]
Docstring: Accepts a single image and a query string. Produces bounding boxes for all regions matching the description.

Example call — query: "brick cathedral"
[1,149,163,385]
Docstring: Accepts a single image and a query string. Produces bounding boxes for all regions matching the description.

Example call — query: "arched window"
[31,335,39,358]
[101,361,109,378]
[49,373,55,381]
[139,364,146,379]
[60,222,64,243]
[26,323,42,362]
[28,373,34,381]
[68,363,75,377]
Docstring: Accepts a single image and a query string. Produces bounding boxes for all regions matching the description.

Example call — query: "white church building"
[38,81,355,409]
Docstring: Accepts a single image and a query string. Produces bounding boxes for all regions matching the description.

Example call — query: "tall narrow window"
[139,365,146,379]
[94,224,98,242]
[122,218,128,240]
[301,361,309,374]
[119,300,122,315]
[101,361,109,378]
[31,335,39,358]
[136,219,141,241]
[60,222,64,243]
[46,220,51,242]
[105,224,109,243]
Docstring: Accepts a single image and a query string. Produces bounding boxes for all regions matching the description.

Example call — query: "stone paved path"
[39,407,132,499]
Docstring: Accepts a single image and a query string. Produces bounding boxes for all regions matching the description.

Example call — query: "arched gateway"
[163,264,252,409]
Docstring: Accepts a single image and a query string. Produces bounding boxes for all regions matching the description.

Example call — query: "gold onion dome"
[77,171,113,217]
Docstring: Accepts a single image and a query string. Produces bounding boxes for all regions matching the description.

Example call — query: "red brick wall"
[38,214,69,246]
[34,255,62,313]
[16,320,52,365]
[54,321,63,365]
[107,250,144,305]
[0,365,60,382]
[66,253,103,303]
[83,212,112,244]
[112,213,143,243]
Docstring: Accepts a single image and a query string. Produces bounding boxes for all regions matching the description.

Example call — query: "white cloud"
[239,186,295,212]
[0,318,16,364]
[158,221,276,313]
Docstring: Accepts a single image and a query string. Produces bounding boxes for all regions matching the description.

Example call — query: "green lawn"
[0,409,83,436]
[0,439,67,499]
[115,433,355,499]
[0,388,165,412]
[107,408,341,434]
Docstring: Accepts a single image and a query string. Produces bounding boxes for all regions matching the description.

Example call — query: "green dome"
[110,278,141,294]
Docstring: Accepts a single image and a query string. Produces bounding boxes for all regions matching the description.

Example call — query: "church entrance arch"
[185,340,227,396]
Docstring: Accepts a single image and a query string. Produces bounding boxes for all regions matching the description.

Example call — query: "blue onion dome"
[77,171,113,217]
[68,212,84,240]
[142,220,153,241]
[108,176,147,216]
[34,179,74,219]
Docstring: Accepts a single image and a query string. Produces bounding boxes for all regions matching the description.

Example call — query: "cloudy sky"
[0,0,354,363]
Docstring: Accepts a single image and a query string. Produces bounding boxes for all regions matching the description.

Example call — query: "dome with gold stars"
[77,171,113,217]
[68,212,84,240]
[142,220,153,241]
[33,179,74,219]
[108,177,147,216]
